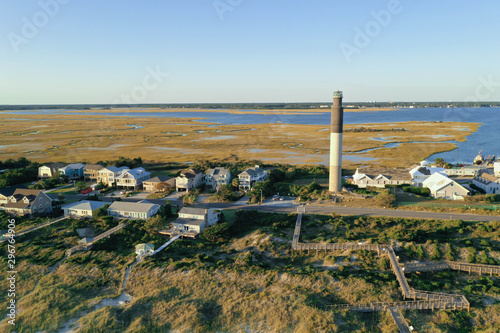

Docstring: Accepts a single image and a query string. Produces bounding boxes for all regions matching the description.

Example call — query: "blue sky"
[1,0,499,104]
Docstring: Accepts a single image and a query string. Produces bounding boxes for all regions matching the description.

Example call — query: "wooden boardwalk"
[5,216,70,240]
[388,307,412,333]
[289,213,499,330]
[66,222,127,256]
[404,260,500,276]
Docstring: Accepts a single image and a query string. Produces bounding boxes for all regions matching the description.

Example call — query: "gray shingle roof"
[108,201,159,213]
[179,207,207,215]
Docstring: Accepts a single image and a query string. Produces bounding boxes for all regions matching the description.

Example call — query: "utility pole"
[260,189,263,204]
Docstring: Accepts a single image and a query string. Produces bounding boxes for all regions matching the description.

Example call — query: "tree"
[434,158,446,167]
[144,215,165,233]
[75,181,87,191]
[214,184,239,202]
[375,190,396,208]
[201,222,230,242]
[155,181,172,193]
[231,178,240,190]
[92,204,110,219]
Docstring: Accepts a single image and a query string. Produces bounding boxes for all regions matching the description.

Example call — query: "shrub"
[375,190,396,208]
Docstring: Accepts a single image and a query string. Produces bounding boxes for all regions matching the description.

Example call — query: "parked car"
[81,188,92,194]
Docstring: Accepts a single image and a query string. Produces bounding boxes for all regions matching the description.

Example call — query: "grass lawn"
[221,209,237,225]
[293,177,328,187]
[47,186,78,195]
[150,169,181,178]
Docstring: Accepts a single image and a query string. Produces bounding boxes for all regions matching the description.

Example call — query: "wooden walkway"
[5,216,70,240]
[289,213,500,330]
[66,222,127,256]
[404,260,500,276]
[388,307,412,333]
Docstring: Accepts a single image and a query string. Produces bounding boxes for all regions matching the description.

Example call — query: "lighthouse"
[329,90,343,193]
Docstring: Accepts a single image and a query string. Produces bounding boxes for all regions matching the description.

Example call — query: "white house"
[444,165,488,177]
[409,163,446,187]
[176,169,204,192]
[63,200,108,217]
[494,162,500,177]
[115,167,151,190]
[472,172,500,194]
[97,166,130,186]
[171,207,221,235]
[59,163,86,180]
[205,167,232,190]
[422,173,469,200]
[135,243,154,256]
[38,163,66,179]
[352,168,412,188]
[238,165,268,191]
[107,201,160,220]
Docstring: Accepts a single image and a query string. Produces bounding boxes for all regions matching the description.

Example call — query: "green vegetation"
[2,209,500,332]
[0,157,40,187]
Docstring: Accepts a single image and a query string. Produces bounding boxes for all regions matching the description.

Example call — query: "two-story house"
[3,189,52,215]
[84,164,104,181]
[205,167,232,191]
[409,162,446,187]
[115,167,151,190]
[143,176,175,192]
[238,165,268,191]
[38,163,66,179]
[97,166,130,186]
[59,163,86,180]
[172,207,220,235]
[176,169,203,192]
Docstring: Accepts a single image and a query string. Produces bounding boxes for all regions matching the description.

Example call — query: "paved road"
[195,201,500,222]
[59,193,500,222]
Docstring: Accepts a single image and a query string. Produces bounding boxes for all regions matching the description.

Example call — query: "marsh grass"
[0,111,479,168]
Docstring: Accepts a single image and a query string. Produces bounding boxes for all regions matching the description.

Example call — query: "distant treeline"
[1,101,499,110]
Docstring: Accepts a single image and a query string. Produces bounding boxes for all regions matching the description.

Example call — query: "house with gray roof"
[472,172,500,194]
[115,167,151,190]
[238,165,268,191]
[205,167,232,190]
[176,168,203,192]
[97,166,130,186]
[59,163,86,180]
[107,201,160,220]
[63,200,108,218]
[353,167,412,188]
[171,207,220,235]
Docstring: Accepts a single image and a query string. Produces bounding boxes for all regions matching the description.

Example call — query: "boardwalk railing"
[291,212,477,316]
[15,216,69,237]
[332,298,469,312]
[404,260,500,276]
[66,222,127,256]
